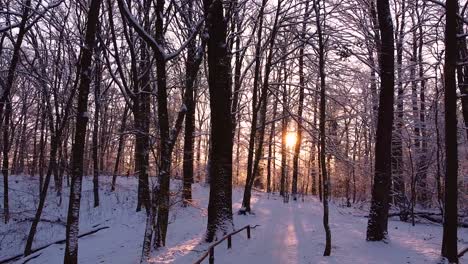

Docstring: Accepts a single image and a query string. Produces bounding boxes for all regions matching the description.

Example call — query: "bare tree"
[204,0,234,242]
[366,0,395,241]
[64,0,103,262]
[441,0,458,262]
[314,0,331,256]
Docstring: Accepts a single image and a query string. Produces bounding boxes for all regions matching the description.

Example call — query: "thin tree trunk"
[30,101,41,178]
[280,60,289,198]
[391,0,406,218]
[314,0,331,255]
[64,0,102,262]
[92,38,102,208]
[292,1,309,201]
[111,106,129,192]
[416,2,429,206]
[243,0,282,212]
[241,0,267,213]
[16,98,28,175]
[182,3,204,204]
[266,90,278,194]
[1,0,32,224]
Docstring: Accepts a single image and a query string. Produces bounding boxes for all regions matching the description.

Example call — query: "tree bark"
[366,0,395,241]
[92,36,102,208]
[242,0,282,212]
[64,0,102,262]
[441,0,458,262]
[292,1,309,201]
[391,0,406,217]
[204,0,234,242]
[1,0,32,224]
[314,0,331,255]
[241,0,267,213]
[183,2,204,204]
[111,106,129,192]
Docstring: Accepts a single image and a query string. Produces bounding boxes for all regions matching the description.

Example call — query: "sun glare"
[285,132,297,148]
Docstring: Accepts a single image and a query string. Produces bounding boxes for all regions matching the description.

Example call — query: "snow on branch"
[117,0,204,62]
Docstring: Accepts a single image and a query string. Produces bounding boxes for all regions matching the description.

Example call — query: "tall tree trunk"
[441,0,458,262]
[38,97,47,192]
[366,0,395,241]
[243,0,282,212]
[131,0,152,214]
[241,0,267,213]
[313,81,319,198]
[292,1,309,201]
[153,0,171,250]
[64,0,102,262]
[136,0,156,258]
[368,0,381,132]
[391,0,406,218]
[204,0,234,242]
[182,3,204,205]
[345,123,351,207]
[456,5,468,138]
[92,38,102,208]
[266,90,278,193]
[231,0,243,138]
[2,95,12,224]
[1,0,32,224]
[280,60,289,198]
[416,2,429,206]
[314,0,331,255]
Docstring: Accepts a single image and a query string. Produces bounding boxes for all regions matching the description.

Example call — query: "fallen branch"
[459,247,468,258]
[15,217,66,227]
[0,226,110,264]
[388,211,442,218]
[386,212,468,228]
[416,214,468,228]
[22,253,42,264]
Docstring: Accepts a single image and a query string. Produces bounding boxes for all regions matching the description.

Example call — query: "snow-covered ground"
[1,175,467,264]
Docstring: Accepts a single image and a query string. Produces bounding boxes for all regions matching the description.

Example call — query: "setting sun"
[285,132,298,148]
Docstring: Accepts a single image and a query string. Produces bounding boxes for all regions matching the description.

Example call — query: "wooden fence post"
[209,247,214,264]
[193,225,253,263]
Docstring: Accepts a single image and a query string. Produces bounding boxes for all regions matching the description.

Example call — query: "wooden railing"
[194,225,253,264]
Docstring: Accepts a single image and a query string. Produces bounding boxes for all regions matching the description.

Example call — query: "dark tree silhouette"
[204,0,234,242]
[366,0,395,241]
[441,0,458,262]
[64,0,103,262]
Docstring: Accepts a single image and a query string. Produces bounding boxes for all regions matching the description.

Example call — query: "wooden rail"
[194,225,253,264]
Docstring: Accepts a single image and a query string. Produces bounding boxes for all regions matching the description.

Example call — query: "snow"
[1,175,467,264]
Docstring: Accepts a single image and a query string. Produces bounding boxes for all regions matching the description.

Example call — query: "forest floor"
[1,175,467,264]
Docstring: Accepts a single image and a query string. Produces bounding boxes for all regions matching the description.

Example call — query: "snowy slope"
[1,175,467,264]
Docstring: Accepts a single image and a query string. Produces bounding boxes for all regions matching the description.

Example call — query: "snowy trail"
[4,177,467,264]
[155,188,467,264]
[208,194,456,264]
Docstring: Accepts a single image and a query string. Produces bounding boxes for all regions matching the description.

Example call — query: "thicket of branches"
[0,0,466,262]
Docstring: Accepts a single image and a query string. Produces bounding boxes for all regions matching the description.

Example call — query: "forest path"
[196,192,461,264]
[5,177,466,264]
[155,188,459,264]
